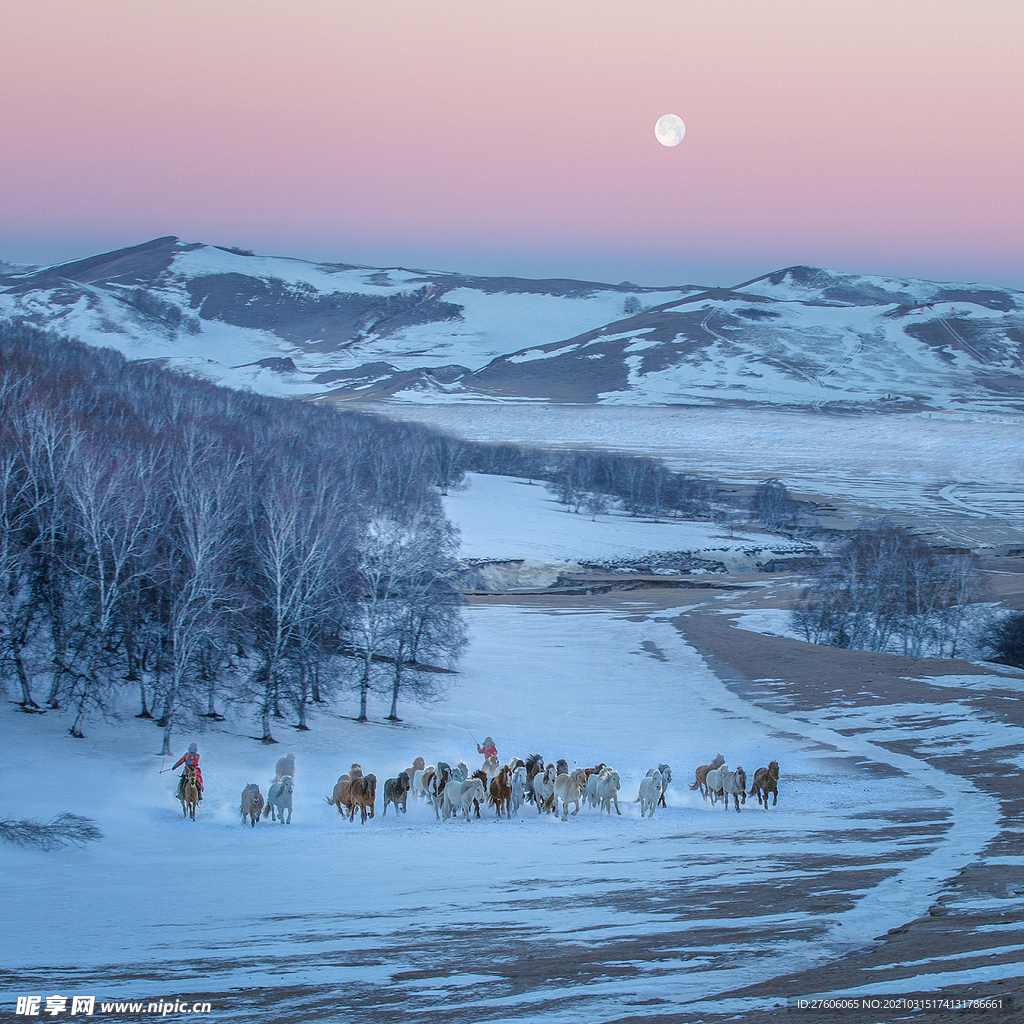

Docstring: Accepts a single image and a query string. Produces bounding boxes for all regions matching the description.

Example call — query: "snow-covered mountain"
[2,236,1022,412]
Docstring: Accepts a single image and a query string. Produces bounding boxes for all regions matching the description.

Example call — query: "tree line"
[428,435,733,523]
[0,324,465,750]
[791,522,984,658]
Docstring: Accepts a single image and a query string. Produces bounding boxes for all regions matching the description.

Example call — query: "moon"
[655,114,685,147]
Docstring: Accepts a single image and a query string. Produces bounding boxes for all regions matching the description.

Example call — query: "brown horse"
[240,783,264,827]
[326,764,363,818]
[689,752,725,799]
[750,761,780,808]
[350,774,377,824]
[488,764,513,818]
[180,765,199,820]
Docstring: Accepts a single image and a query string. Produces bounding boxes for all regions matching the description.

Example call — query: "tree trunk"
[261,705,277,744]
[46,666,62,709]
[357,659,370,722]
[14,648,38,709]
[160,717,173,756]
[388,663,402,721]
[136,677,151,718]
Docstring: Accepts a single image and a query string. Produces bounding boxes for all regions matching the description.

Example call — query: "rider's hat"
[188,742,198,753]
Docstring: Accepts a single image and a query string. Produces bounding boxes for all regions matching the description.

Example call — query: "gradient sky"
[1,0,1022,288]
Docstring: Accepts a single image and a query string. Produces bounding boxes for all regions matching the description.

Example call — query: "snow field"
[375,404,1024,550]
[443,472,811,566]
[1,599,1005,1020]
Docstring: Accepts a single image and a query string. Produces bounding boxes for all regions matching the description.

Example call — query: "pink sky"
[1,0,1022,287]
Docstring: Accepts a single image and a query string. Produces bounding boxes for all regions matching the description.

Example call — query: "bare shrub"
[0,812,103,851]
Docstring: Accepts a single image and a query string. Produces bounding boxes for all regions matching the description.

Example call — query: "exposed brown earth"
[670,593,1024,1022]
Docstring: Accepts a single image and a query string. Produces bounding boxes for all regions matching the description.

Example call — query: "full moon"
[655,114,685,147]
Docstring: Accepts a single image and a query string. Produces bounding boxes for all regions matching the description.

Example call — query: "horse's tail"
[689,779,702,791]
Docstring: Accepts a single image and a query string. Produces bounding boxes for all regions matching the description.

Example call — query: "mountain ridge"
[2,236,1022,412]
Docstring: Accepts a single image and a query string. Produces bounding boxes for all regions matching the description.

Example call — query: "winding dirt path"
[673,606,1024,1023]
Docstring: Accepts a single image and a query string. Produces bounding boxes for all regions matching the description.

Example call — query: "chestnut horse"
[240,783,264,827]
[180,765,199,820]
[488,764,513,818]
[689,752,725,799]
[750,761,780,808]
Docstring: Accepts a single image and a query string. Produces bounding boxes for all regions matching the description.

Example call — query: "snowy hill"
[2,237,1023,412]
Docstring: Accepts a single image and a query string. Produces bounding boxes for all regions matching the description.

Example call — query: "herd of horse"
[175,748,781,825]
[689,753,781,812]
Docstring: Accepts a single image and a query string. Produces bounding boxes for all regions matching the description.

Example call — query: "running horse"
[750,760,780,808]
[689,752,725,800]
[180,765,200,820]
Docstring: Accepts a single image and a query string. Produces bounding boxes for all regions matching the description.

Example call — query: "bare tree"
[792,524,983,657]
[430,435,468,495]
[154,445,241,755]
[0,447,41,709]
[246,463,341,742]
[751,479,796,531]
[62,445,160,736]
[379,517,463,720]
[982,611,1024,669]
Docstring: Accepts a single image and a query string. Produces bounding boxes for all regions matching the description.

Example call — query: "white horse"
[274,753,295,782]
[442,777,484,822]
[554,770,586,821]
[706,765,746,811]
[510,767,527,816]
[263,776,293,823]
[532,764,557,814]
[636,770,663,818]
[705,765,727,806]
[720,765,747,812]
[459,778,486,822]
[656,763,672,807]
[596,769,622,815]
[411,765,434,801]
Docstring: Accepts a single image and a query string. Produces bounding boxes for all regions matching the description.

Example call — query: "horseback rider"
[173,742,204,801]
[476,735,497,764]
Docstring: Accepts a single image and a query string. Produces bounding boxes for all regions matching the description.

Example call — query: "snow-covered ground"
[376,404,1024,550]
[2,597,1017,1021]
[443,473,813,569]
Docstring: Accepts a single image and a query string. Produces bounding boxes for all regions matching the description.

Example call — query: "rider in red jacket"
[477,736,497,762]
[173,743,204,800]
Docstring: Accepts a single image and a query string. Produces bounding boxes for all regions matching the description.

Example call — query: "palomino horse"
[689,753,725,799]
[750,761,780,808]
[180,765,199,820]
